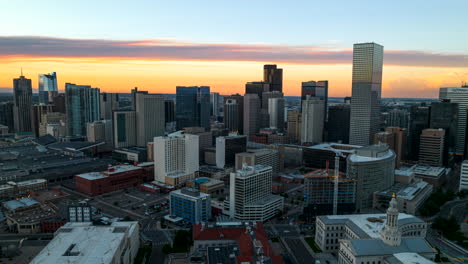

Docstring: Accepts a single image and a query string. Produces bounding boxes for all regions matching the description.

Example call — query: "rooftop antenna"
[21,68,23,76]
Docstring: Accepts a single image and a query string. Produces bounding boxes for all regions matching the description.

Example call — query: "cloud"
[0,36,467,67]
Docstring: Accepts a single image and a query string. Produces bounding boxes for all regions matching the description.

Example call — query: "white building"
[439,86,468,155]
[30,222,140,264]
[268,97,285,131]
[228,164,283,221]
[301,96,324,144]
[154,132,199,186]
[460,160,468,191]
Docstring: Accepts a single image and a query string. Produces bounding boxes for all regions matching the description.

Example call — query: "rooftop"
[385,253,436,264]
[308,142,362,153]
[399,165,446,178]
[30,222,138,264]
[349,144,395,163]
[233,164,272,178]
[376,182,431,201]
[318,213,424,239]
[349,238,435,257]
[3,197,39,211]
[172,187,210,199]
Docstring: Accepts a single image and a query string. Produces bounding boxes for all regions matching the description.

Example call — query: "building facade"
[301,96,325,144]
[65,83,100,137]
[224,94,244,133]
[419,128,445,167]
[113,111,137,148]
[243,93,261,138]
[135,92,165,146]
[176,86,210,130]
[460,160,468,191]
[408,105,430,160]
[327,104,351,144]
[439,86,468,155]
[38,72,58,104]
[13,75,33,133]
[169,187,211,223]
[215,135,247,168]
[263,64,283,92]
[99,92,119,120]
[268,97,285,131]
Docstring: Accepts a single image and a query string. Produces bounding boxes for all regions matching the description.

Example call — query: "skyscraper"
[439,86,468,156]
[65,83,100,137]
[210,92,220,119]
[419,128,445,167]
[327,104,351,143]
[349,42,384,146]
[408,105,430,160]
[224,95,243,133]
[0,102,14,133]
[245,82,270,107]
[32,104,54,137]
[430,100,458,164]
[176,86,210,130]
[38,72,58,104]
[287,111,301,143]
[113,111,137,148]
[215,135,247,168]
[135,92,165,146]
[87,120,113,151]
[100,92,119,120]
[263,64,283,92]
[243,93,261,138]
[301,96,324,144]
[301,80,328,120]
[13,74,33,133]
[268,97,285,131]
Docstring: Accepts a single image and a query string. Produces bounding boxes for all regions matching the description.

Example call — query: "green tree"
[162,244,172,254]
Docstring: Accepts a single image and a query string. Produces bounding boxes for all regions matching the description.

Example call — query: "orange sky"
[0,56,465,98]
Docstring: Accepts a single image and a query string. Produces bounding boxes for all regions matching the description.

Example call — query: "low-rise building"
[397,165,449,187]
[460,160,468,191]
[187,177,224,196]
[169,187,211,223]
[373,181,433,215]
[0,179,47,201]
[30,222,140,264]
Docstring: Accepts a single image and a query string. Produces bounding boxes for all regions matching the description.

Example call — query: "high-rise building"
[153,132,199,186]
[374,131,395,149]
[51,93,66,114]
[383,109,409,129]
[245,82,270,105]
[235,148,281,173]
[176,86,210,130]
[13,74,33,133]
[287,111,301,143]
[430,100,458,163]
[439,86,468,155]
[460,160,468,191]
[301,80,328,120]
[263,64,283,92]
[243,93,261,138]
[183,127,212,161]
[135,92,165,146]
[224,95,244,133]
[303,169,356,218]
[170,187,211,223]
[38,72,58,104]
[347,144,395,210]
[0,102,14,133]
[65,83,100,137]
[419,128,445,167]
[349,42,384,146]
[32,104,54,137]
[261,91,283,110]
[100,93,119,120]
[215,135,247,168]
[87,120,113,151]
[408,105,430,160]
[229,164,284,221]
[303,143,362,172]
[113,111,137,148]
[384,127,406,168]
[210,92,220,119]
[268,97,285,131]
[327,104,351,143]
[301,96,324,144]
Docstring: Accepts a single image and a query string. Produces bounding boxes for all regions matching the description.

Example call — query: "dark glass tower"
[176,86,210,130]
[430,100,458,164]
[13,75,33,133]
[263,65,283,92]
[327,104,351,143]
[408,105,430,160]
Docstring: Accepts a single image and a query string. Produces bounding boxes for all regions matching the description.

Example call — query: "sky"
[1,0,468,97]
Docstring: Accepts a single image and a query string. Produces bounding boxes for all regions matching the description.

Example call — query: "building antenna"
[21,67,23,76]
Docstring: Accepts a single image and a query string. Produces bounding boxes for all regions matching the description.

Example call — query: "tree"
[162,244,172,254]
[122,216,133,221]
[172,230,193,253]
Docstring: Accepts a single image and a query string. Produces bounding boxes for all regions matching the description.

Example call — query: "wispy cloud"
[0,36,467,67]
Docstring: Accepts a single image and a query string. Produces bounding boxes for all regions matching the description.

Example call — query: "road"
[426,232,467,259]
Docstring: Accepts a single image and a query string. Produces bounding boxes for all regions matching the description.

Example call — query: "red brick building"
[75,165,148,196]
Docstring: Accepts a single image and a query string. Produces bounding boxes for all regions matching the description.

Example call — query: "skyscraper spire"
[21,67,23,76]
[380,193,402,246]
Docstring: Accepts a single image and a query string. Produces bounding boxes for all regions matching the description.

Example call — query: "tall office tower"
[38,72,58,104]
[287,111,301,143]
[153,132,199,186]
[243,94,261,138]
[229,165,284,221]
[32,104,54,137]
[0,102,14,133]
[87,120,113,150]
[419,128,445,167]
[383,109,409,129]
[347,144,395,210]
[51,93,66,113]
[263,64,283,92]
[170,188,211,223]
[100,92,119,120]
[38,112,66,136]
[131,87,147,110]
[224,98,242,133]
[261,91,283,110]
[439,86,468,155]
[327,105,351,143]
[430,100,458,163]
[408,105,430,160]
[383,127,406,168]
[65,83,100,137]
[210,92,220,119]
[113,111,137,148]
[13,74,33,133]
[303,169,356,217]
[165,99,175,123]
[301,81,328,120]
[374,131,395,149]
[235,148,281,173]
[176,86,210,130]
[301,96,324,144]
[245,82,270,106]
[183,127,212,162]
[349,42,384,146]
[135,92,165,146]
[215,135,247,168]
[460,160,468,191]
[268,97,285,131]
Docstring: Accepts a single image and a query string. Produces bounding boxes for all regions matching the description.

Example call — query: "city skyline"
[1,1,468,97]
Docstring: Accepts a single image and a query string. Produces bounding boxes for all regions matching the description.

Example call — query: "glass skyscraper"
[176,86,210,130]
[38,72,58,104]
[65,83,100,137]
[349,43,384,146]
[13,75,33,133]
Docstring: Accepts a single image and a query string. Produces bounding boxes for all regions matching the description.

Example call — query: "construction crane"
[325,146,346,215]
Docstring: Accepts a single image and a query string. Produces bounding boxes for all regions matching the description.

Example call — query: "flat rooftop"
[376,181,430,201]
[30,222,138,264]
[233,164,272,178]
[308,142,362,153]
[399,165,446,178]
[318,213,424,239]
